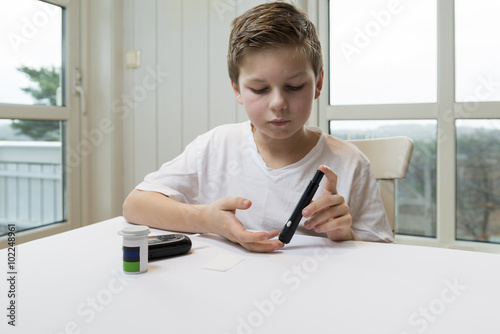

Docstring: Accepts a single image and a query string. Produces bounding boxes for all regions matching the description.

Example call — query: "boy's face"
[231,47,323,141]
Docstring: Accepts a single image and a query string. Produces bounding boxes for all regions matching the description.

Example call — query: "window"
[330,120,437,237]
[321,0,500,252]
[0,120,65,236]
[455,0,500,102]
[0,0,63,106]
[456,120,500,244]
[329,0,437,105]
[0,0,81,244]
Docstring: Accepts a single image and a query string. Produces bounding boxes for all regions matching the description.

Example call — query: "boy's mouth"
[269,119,290,126]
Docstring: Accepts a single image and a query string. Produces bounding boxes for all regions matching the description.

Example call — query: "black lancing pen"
[279,169,324,244]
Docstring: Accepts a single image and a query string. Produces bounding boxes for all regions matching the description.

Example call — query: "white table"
[1,216,500,334]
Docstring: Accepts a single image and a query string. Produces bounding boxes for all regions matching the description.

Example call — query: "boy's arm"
[123,189,207,234]
[123,189,283,252]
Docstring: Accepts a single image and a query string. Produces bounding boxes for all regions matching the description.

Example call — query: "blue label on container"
[123,246,141,272]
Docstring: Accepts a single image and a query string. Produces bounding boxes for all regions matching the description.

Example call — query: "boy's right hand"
[206,197,283,253]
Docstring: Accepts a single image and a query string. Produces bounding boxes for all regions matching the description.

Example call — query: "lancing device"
[279,169,325,244]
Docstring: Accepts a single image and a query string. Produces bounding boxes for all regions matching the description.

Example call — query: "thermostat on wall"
[125,49,141,69]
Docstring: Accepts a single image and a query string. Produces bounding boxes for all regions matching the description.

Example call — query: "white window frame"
[316,0,500,253]
[0,0,82,247]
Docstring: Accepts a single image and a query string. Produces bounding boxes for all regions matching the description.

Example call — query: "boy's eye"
[249,84,304,94]
[287,84,305,91]
[250,87,268,94]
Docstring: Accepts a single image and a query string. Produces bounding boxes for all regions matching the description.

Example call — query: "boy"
[123,2,394,252]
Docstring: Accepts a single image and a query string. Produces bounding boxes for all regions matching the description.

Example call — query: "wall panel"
[208,0,238,128]
[157,0,183,165]
[132,0,158,183]
[182,0,209,146]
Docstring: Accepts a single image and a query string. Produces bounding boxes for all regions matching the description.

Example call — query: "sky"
[0,0,62,106]
[329,0,500,105]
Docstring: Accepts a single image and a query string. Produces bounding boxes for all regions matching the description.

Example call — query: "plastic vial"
[119,225,150,274]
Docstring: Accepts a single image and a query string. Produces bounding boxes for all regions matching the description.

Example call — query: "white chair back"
[348,137,414,235]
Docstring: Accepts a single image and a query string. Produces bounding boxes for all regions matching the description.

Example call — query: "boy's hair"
[228,2,323,86]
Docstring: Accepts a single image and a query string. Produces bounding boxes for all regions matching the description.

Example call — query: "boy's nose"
[269,90,288,113]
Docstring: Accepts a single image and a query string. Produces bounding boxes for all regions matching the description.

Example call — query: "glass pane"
[329,120,437,237]
[329,0,437,105]
[0,0,63,106]
[455,0,500,102]
[0,119,65,236]
[456,120,500,243]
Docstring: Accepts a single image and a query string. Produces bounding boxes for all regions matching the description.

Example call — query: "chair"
[348,137,414,235]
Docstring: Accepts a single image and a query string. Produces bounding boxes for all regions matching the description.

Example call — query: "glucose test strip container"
[119,225,150,274]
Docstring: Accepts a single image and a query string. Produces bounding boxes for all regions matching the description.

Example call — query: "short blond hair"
[228,2,323,86]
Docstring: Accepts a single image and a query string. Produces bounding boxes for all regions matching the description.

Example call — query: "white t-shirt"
[136,121,394,242]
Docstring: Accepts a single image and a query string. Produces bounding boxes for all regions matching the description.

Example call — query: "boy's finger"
[219,196,252,211]
[319,165,338,195]
[235,229,279,243]
[303,193,345,218]
[243,239,284,252]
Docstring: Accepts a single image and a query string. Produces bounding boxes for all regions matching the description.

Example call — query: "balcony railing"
[0,141,63,235]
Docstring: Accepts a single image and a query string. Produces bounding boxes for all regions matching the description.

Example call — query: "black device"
[148,234,192,259]
[279,170,325,244]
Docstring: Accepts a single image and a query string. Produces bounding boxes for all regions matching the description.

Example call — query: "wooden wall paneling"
[182,0,209,146]
[157,0,184,165]
[208,0,238,129]
[132,0,158,184]
[122,0,136,196]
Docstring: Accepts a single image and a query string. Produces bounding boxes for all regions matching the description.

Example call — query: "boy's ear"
[314,70,324,100]
[231,80,244,105]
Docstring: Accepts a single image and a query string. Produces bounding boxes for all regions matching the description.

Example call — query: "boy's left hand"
[302,165,358,241]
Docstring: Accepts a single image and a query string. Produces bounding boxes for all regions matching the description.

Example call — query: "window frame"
[317,0,500,253]
[0,0,82,247]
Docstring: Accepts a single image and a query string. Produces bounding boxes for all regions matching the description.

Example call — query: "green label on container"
[123,261,140,272]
